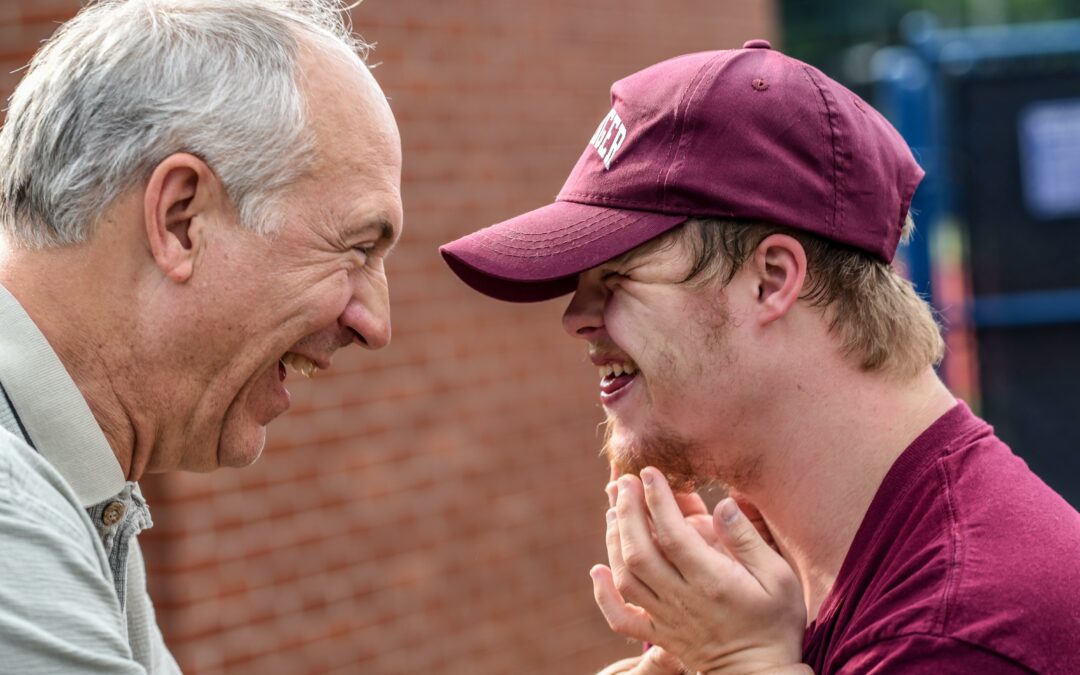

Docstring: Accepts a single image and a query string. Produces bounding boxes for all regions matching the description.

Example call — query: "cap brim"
[440,200,688,302]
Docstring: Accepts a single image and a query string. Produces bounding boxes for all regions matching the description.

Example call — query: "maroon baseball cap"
[440,40,925,302]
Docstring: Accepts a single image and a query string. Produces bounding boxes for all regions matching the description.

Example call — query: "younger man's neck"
[733,367,956,623]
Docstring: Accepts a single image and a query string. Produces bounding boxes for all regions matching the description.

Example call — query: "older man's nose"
[340,291,391,350]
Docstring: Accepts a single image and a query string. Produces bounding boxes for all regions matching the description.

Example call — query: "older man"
[0,1,401,671]
[442,41,1080,673]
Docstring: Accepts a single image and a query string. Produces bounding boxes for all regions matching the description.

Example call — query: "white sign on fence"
[1019,97,1080,220]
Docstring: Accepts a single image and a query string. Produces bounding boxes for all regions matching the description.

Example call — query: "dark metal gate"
[874,14,1080,506]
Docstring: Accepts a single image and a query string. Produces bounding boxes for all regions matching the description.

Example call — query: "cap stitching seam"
[821,78,846,238]
[559,193,739,220]
[800,65,841,238]
[472,213,651,258]
[475,212,645,251]
[657,53,729,208]
[664,52,730,208]
[559,192,674,209]
[494,208,629,242]
[897,162,923,238]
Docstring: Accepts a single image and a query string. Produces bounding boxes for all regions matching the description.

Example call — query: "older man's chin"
[207,364,290,470]
[214,420,269,470]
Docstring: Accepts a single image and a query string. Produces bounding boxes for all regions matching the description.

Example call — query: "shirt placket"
[85,483,153,611]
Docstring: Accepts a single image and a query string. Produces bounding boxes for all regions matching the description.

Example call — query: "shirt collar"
[0,283,126,506]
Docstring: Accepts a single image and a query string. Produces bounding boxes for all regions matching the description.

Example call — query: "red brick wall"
[1,2,777,673]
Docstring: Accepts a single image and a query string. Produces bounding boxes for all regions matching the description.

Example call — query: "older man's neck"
[731,366,956,624]
[0,237,149,481]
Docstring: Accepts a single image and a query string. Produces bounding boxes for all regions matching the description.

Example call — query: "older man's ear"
[142,152,221,284]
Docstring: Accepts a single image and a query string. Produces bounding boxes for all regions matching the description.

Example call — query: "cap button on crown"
[742,39,772,50]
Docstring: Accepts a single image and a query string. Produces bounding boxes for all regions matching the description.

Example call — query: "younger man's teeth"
[282,352,318,378]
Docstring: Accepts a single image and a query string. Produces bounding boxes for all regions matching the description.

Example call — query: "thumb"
[713,497,786,588]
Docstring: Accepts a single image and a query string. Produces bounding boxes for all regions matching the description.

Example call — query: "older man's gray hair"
[0,0,370,248]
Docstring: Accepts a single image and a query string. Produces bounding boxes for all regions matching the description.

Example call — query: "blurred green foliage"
[780,0,1080,80]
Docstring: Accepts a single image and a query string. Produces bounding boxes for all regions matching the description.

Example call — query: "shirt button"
[102,502,126,526]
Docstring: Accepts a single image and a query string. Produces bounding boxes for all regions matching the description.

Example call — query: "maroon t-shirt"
[803,402,1080,673]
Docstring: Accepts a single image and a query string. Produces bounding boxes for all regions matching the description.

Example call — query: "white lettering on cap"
[588,107,627,170]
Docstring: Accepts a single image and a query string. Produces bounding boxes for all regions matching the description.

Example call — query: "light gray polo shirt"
[0,284,180,673]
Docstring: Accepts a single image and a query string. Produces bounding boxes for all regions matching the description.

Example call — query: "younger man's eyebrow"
[608,234,670,268]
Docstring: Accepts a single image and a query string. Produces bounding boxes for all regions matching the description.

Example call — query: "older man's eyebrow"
[344,218,398,249]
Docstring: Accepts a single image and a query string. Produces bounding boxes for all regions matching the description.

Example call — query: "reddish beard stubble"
[602,418,705,493]
[598,284,762,493]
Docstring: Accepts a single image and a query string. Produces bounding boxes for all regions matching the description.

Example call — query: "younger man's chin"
[602,431,705,493]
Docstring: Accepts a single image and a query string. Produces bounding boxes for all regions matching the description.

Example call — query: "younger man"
[441,40,1080,673]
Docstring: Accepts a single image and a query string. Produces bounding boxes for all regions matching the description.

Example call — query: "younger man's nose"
[561,272,607,339]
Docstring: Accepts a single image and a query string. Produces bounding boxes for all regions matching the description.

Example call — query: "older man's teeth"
[597,362,638,379]
[282,352,318,378]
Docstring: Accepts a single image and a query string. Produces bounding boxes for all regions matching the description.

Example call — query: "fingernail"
[589,564,606,582]
[641,470,654,488]
[720,498,740,524]
[606,508,616,524]
[605,481,618,504]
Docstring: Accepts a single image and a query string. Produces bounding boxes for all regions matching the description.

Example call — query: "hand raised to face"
[591,467,811,675]
[594,646,684,675]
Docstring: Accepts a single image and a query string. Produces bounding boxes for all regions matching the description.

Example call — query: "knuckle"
[623,547,647,570]
[653,528,682,554]
[606,613,629,633]
[732,527,759,552]
[605,527,620,546]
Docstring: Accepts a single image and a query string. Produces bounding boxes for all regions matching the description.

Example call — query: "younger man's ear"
[143,153,220,283]
[751,233,807,325]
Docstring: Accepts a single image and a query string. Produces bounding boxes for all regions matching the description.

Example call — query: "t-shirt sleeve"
[834,633,1032,674]
[0,438,148,674]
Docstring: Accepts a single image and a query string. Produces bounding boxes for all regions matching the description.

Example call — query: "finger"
[713,497,788,590]
[606,505,659,605]
[632,646,686,675]
[730,491,778,551]
[672,489,715,546]
[682,513,719,545]
[673,490,709,518]
[640,467,719,578]
[590,564,655,643]
[606,480,618,508]
[616,475,683,590]
[595,656,644,675]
